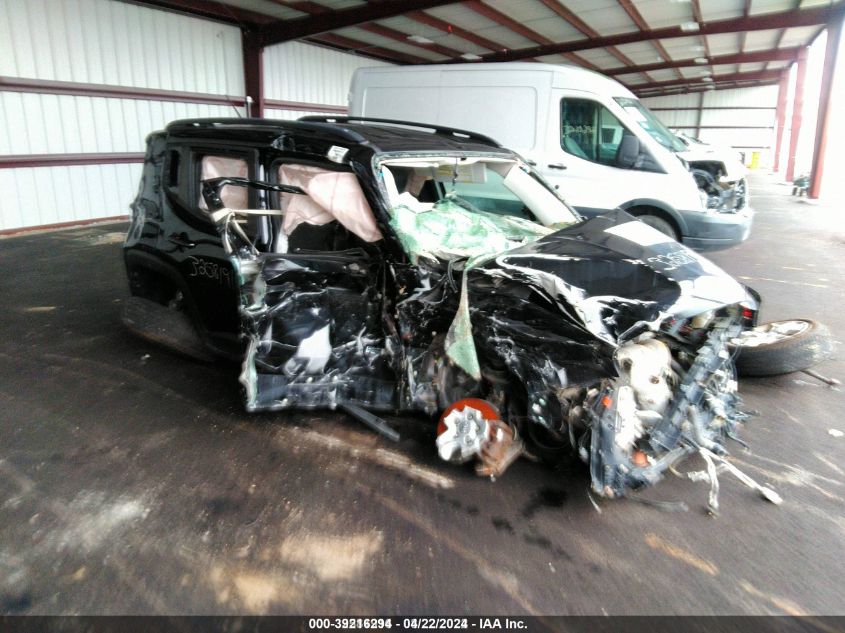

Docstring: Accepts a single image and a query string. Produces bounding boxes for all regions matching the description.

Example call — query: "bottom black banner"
[1,616,843,633]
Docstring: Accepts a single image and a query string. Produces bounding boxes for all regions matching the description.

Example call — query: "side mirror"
[616,135,640,169]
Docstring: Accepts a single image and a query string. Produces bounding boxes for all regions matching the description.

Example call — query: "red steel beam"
[473,4,844,63]
[628,69,782,92]
[605,47,800,76]
[308,33,430,64]
[264,99,346,113]
[461,1,600,71]
[534,0,650,80]
[739,0,752,54]
[242,33,264,117]
[405,10,505,53]
[358,22,459,58]
[809,18,843,199]
[258,0,459,47]
[465,1,552,45]
[690,0,713,76]
[766,0,801,71]
[0,153,146,169]
[286,1,453,65]
[785,47,808,183]
[772,70,790,173]
[0,76,245,106]
[637,79,780,97]
[0,76,348,118]
[123,0,272,26]
[617,0,682,80]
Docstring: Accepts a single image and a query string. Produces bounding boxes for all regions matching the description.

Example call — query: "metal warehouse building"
[1,0,842,232]
[0,0,843,622]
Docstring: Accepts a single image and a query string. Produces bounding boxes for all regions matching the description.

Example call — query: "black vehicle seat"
[287,221,342,252]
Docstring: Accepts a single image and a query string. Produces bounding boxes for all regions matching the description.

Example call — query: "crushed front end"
[205,152,778,509]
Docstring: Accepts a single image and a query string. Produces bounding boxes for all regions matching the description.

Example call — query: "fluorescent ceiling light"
[680,21,700,32]
[694,57,708,64]
[461,53,482,60]
[407,34,434,44]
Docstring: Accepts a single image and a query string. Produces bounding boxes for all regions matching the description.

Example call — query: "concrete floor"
[0,172,843,615]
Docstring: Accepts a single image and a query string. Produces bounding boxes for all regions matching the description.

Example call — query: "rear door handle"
[168,233,196,249]
[548,163,567,170]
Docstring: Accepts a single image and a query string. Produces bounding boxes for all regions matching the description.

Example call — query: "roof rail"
[298,116,502,148]
[165,117,367,143]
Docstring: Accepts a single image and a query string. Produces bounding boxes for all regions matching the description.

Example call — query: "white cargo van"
[349,62,753,251]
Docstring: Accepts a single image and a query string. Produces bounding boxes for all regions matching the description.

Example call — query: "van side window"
[560,99,635,168]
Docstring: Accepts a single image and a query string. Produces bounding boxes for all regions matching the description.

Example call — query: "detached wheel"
[636,215,678,241]
[730,319,834,377]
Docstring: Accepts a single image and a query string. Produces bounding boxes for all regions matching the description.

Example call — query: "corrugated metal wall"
[0,94,240,155]
[0,4,393,232]
[0,0,244,93]
[0,0,244,232]
[263,41,391,119]
[642,85,779,167]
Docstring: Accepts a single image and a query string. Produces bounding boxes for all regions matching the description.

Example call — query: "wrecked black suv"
[125,117,795,506]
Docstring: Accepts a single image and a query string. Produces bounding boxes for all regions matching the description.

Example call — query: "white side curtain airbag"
[279,165,383,243]
[199,156,249,210]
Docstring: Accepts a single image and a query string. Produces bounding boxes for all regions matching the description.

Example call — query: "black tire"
[122,296,214,362]
[730,319,834,377]
[636,214,678,240]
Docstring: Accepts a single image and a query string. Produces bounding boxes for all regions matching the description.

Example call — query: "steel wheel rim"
[731,320,811,348]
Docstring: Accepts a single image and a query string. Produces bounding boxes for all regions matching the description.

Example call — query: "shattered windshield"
[378,157,578,265]
[614,97,687,153]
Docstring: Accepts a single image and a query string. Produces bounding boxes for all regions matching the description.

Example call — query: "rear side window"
[167,150,180,188]
[560,98,632,167]
[197,155,249,210]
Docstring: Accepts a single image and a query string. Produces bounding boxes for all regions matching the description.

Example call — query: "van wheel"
[729,319,834,377]
[637,214,678,240]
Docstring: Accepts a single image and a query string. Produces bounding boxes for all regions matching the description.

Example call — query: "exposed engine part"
[436,399,523,478]
[616,337,675,413]
[586,316,767,499]
[691,166,747,213]
[611,386,643,453]
[476,419,524,479]
[436,398,497,463]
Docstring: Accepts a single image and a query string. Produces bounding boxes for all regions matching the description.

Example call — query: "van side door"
[540,91,667,216]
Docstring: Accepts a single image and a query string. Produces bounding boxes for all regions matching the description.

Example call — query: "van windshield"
[614,97,687,153]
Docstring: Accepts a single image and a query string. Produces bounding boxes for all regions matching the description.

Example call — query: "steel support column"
[772,70,789,172]
[695,91,705,138]
[809,18,843,199]
[785,47,808,183]
[242,32,264,118]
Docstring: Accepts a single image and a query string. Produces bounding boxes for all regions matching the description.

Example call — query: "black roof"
[164,117,515,157]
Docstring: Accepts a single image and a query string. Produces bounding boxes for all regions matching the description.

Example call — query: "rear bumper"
[680,205,754,252]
